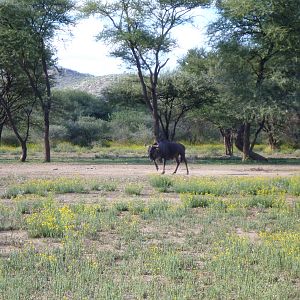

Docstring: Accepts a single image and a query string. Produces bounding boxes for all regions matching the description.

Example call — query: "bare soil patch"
[0,162,299,180]
[0,230,62,257]
[236,228,261,243]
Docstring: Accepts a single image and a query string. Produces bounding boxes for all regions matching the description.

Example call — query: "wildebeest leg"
[183,157,189,175]
[162,158,166,174]
[173,156,180,174]
[154,160,159,171]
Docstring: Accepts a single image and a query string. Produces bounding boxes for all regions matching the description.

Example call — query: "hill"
[53,68,126,97]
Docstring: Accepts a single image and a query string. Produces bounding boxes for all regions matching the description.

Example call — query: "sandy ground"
[0,163,299,179]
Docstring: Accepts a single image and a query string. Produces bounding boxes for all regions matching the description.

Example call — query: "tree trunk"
[242,122,251,160]
[158,114,169,141]
[268,133,279,151]
[41,48,51,162]
[0,122,3,146]
[20,140,27,162]
[152,110,160,141]
[5,110,28,162]
[20,56,52,162]
[131,47,161,141]
[44,107,51,162]
[263,121,280,150]
[220,128,234,156]
[235,123,267,161]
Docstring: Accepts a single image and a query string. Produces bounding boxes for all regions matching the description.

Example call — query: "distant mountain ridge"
[53,68,126,97]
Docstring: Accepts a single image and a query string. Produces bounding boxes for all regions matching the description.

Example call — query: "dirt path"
[0,163,299,179]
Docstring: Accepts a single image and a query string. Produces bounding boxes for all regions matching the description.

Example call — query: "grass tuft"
[149,175,174,192]
[124,183,143,195]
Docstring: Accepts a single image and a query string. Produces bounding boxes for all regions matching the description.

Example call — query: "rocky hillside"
[53,68,125,97]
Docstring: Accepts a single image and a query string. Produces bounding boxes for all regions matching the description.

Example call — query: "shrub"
[125,183,143,195]
[4,178,88,198]
[67,116,110,146]
[180,193,213,208]
[90,181,117,192]
[109,109,152,144]
[0,205,23,230]
[149,175,174,192]
[49,125,69,144]
[1,130,19,146]
[288,176,300,196]
[26,203,76,238]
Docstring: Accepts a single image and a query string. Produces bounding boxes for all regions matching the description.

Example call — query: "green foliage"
[209,233,300,299]
[178,0,300,156]
[124,183,143,196]
[142,200,176,219]
[181,193,213,208]
[67,116,110,146]
[289,176,300,196]
[172,176,294,196]
[101,75,144,109]
[149,175,174,192]
[0,0,76,162]
[49,125,69,143]
[180,193,286,211]
[83,0,212,141]
[52,141,84,153]
[0,130,20,147]
[14,196,47,215]
[52,89,111,122]
[4,178,88,198]
[26,202,76,238]
[0,204,23,231]
[109,109,152,144]
[83,0,196,63]
[92,181,117,192]
[157,71,217,140]
[244,195,282,209]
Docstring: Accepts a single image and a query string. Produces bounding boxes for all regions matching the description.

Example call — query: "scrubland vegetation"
[0,0,299,298]
[0,174,299,299]
[1,0,299,162]
[1,142,299,164]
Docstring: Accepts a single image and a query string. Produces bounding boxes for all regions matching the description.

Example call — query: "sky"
[53,6,216,76]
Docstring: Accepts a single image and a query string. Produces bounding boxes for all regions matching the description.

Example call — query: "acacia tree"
[83,0,211,141]
[179,48,238,156]
[0,69,36,161]
[208,0,300,160]
[0,0,75,162]
[102,71,216,141]
[213,41,270,161]
[157,71,216,140]
[0,8,37,160]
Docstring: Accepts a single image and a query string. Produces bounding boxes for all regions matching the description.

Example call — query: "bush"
[109,109,152,144]
[125,183,143,195]
[49,125,69,144]
[1,130,19,146]
[180,193,212,208]
[67,116,110,146]
[149,175,174,192]
[26,203,75,238]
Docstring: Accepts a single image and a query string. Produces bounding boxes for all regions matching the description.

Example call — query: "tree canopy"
[0,0,75,161]
[82,0,211,140]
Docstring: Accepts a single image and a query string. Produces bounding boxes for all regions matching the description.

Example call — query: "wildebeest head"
[148,143,161,161]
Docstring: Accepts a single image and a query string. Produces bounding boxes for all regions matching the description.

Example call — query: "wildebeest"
[148,141,189,175]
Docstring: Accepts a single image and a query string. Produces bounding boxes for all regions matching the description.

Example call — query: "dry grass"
[0,166,299,299]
